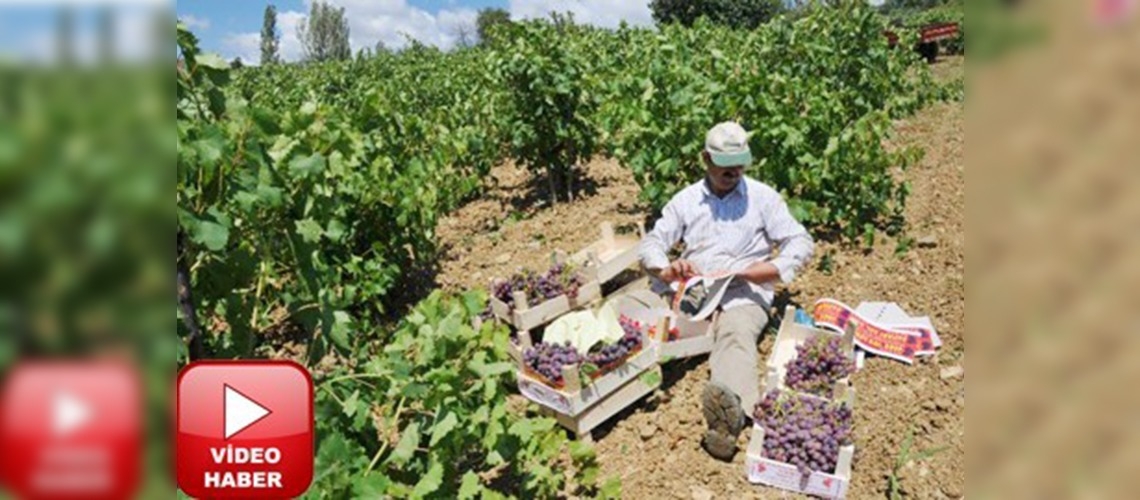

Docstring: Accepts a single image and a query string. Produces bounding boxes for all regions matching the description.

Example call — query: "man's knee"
[716,305,769,339]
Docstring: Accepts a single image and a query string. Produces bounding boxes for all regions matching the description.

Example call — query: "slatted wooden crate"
[608,289,716,361]
[570,221,644,286]
[515,330,659,438]
[745,381,857,499]
[764,305,856,397]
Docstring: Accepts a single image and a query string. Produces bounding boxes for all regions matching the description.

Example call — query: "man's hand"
[659,259,700,283]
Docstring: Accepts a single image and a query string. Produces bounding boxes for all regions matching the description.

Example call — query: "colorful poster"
[812,299,937,365]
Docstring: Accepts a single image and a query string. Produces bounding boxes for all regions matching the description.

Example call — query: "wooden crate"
[764,305,856,396]
[516,330,658,418]
[745,426,855,499]
[570,221,644,286]
[539,365,661,440]
[609,288,716,361]
[745,384,857,498]
[489,279,602,333]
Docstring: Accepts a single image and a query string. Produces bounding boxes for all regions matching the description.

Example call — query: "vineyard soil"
[435,58,965,499]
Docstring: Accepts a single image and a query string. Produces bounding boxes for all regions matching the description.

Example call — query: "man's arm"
[737,191,814,286]
[639,200,686,281]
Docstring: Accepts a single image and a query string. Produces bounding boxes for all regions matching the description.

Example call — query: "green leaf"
[638,370,662,388]
[457,471,481,499]
[330,310,353,352]
[295,218,323,243]
[352,474,392,497]
[326,219,347,242]
[470,360,513,378]
[289,153,326,177]
[507,417,551,441]
[600,477,622,499]
[192,220,229,251]
[412,459,444,498]
[342,389,360,418]
[389,422,420,466]
[429,412,459,447]
[568,440,595,462]
[197,53,229,70]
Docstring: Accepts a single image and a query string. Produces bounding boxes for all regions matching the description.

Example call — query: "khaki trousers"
[710,304,769,416]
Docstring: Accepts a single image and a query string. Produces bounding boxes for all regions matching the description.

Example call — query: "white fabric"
[543,303,624,355]
[639,176,815,311]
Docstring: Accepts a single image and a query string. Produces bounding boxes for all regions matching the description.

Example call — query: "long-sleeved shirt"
[639,176,815,311]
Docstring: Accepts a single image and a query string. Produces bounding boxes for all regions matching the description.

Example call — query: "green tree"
[650,0,785,29]
[297,1,351,62]
[260,4,280,65]
[475,7,511,46]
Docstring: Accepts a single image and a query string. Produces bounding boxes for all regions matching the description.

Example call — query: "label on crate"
[517,376,572,414]
[812,299,937,365]
[746,455,848,499]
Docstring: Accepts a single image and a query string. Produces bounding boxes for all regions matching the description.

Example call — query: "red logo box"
[177,361,314,498]
[0,361,141,500]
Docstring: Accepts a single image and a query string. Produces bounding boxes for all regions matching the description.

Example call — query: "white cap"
[704,121,753,167]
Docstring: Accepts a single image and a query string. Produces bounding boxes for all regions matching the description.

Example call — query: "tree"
[230,57,244,69]
[260,4,280,65]
[475,8,511,46]
[297,1,351,62]
[650,0,785,29]
[455,22,474,48]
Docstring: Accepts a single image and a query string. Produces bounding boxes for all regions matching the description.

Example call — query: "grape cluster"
[492,263,583,310]
[587,317,643,369]
[785,335,855,397]
[753,390,853,477]
[523,341,583,386]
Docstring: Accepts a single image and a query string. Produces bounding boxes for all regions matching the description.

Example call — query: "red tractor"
[884,22,961,62]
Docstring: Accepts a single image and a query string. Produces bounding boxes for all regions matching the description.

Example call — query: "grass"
[887,426,951,500]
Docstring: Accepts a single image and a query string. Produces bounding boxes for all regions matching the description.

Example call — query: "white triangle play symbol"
[224,385,271,440]
[52,391,92,437]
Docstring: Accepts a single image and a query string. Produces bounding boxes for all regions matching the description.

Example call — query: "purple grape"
[785,335,855,397]
[752,389,853,480]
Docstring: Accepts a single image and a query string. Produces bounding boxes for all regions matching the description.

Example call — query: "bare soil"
[435,57,965,499]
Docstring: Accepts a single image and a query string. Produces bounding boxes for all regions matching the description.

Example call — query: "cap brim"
[709,150,752,167]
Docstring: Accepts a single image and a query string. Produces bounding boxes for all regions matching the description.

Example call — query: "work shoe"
[701,382,746,461]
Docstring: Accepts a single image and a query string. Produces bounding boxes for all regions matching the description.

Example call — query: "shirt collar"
[702,176,746,200]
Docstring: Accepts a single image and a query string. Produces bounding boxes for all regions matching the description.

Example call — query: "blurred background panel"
[971,0,1140,498]
[0,1,173,498]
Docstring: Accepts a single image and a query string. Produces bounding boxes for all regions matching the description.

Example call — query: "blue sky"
[176,0,659,64]
[0,4,166,64]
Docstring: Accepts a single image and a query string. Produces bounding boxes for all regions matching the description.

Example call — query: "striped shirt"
[639,176,815,311]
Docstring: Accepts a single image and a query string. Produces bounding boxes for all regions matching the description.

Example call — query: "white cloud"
[220,0,477,63]
[218,0,655,64]
[509,0,654,29]
[180,14,210,31]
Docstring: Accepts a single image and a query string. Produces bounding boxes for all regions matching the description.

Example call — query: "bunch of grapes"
[587,316,643,370]
[491,263,584,310]
[753,390,853,478]
[784,335,855,397]
[523,341,583,386]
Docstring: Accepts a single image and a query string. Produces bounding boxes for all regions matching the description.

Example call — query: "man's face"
[706,162,744,193]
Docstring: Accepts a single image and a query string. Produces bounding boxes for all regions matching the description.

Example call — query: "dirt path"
[436,60,964,499]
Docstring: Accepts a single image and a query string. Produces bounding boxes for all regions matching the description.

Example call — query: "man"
[638,121,814,460]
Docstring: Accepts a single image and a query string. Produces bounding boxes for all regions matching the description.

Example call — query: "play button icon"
[224,385,271,440]
[177,361,313,498]
[52,390,93,438]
